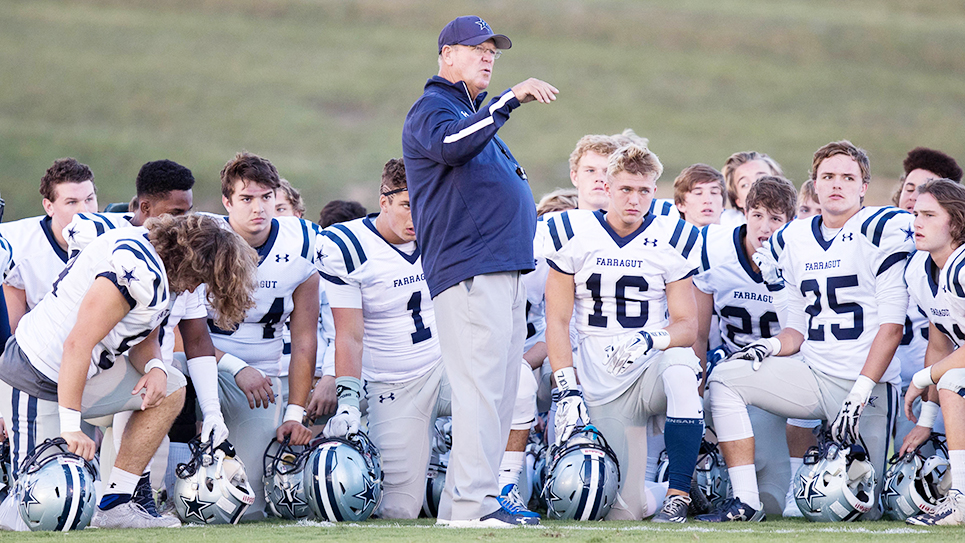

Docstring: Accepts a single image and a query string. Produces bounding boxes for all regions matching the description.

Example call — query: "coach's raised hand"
[511,78,559,104]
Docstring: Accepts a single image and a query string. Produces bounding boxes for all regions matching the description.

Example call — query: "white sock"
[644,481,670,517]
[728,464,760,509]
[166,442,192,498]
[788,457,804,490]
[499,451,524,488]
[105,467,141,496]
[950,450,965,494]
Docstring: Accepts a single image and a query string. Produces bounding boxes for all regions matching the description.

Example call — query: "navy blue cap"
[438,16,512,53]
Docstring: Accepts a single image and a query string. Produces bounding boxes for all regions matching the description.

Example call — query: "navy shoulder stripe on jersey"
[859,207,890,237]
[546,259,574,276]
[546,211,576,251]
[254,219,281,263]
[299,218,312,260]
[947,250,965,298]
[699,225,711,272]
[681,224,699,260]
[771,221,792,260]
[876,251,911,277]
[97,271,137,309]
[870,209,910,247]
[669,219,699,259]
[324,225,367,274]
[318,270,348,286]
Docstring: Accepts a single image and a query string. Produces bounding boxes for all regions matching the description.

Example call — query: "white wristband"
[283,404,306,424]
[650,329,671,351]
[554,366,578,392]
[762,337,783,356]
[218,353,249,376]
[918,400,940,429]
[59,406,82,434]
[913,367,936,389]
[144,358,167,376]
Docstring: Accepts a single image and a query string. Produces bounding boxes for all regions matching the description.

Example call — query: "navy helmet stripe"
[588,455,605,520]
[324,447,344,521]
[575,453,592,519]
[56,465,75,531]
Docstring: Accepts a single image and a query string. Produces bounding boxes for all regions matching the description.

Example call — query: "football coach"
[401,15,558,527]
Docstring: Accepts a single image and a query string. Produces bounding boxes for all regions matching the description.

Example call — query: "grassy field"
[5,517,965,542]
[2,0,965,220]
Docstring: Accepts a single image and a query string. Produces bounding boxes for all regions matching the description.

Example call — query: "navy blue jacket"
[402,76,536,298]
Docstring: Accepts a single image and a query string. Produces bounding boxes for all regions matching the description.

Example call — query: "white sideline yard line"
[282,521,920,535]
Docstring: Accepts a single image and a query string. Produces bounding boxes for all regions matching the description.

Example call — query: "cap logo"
[475,18,490,32]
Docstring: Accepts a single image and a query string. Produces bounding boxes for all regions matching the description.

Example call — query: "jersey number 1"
[586,273,649,328]
[407,291,432,344]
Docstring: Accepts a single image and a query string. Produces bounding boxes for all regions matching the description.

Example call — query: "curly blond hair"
[146,214,258,331]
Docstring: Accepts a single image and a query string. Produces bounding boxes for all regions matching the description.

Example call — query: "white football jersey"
[16,228,171,383]
[650,198,680,219]
[0,215,71,310]
[64,212,135,257]
[316,215,440,383]
[64,211,207,368]
[205,216,319,377]
[771,207,915,384]
[694,224,783,355]
[933,244,965,349]
[719,208,746,228]
[542,209,702,404]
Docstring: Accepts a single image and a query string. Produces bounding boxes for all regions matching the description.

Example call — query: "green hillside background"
[2,0,964,220]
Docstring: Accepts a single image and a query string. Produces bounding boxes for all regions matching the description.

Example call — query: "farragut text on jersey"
[804,259,842,272]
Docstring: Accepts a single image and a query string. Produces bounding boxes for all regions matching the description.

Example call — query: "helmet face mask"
[304,432,383,522]
[542,425,620,521]
[263,438,313,520]
[793,440,876,522]
[15,438,98,531]
[656,436,732,509]
[882,433,950,520]
[174,438,255,525]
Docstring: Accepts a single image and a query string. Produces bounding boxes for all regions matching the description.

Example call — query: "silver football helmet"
[794,440,876,522]
[422,452,447,518]
[542,425,620,520]
[173,438,255,524]
[304,431,383,522]
[263,437,313,520]
[694,437,732,509]
[883,434,950,520]
[15,438,98,531]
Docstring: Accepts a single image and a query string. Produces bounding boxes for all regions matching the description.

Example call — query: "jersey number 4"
[800,274,864,341]
[586,273,649,328]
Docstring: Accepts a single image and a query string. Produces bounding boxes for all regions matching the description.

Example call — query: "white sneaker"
[783,485,802,518]
[92,501,181,529]
[908,490,965,526]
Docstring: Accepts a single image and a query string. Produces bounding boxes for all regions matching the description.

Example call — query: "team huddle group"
[4,13,965,531]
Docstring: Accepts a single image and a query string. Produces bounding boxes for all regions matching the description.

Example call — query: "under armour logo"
[641,238,658,247]
[276,254,290,262]
[460,111,470,118]
[379,393,395,403]
[475,18,491,32]
[901,226,914,241]
[841,233,854,242]
[866,395,877,408]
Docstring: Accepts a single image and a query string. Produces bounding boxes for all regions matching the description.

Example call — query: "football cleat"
[694,497,765,522]
[652,494,691,523]
[498,483,540,519]
[907,489,965,526]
